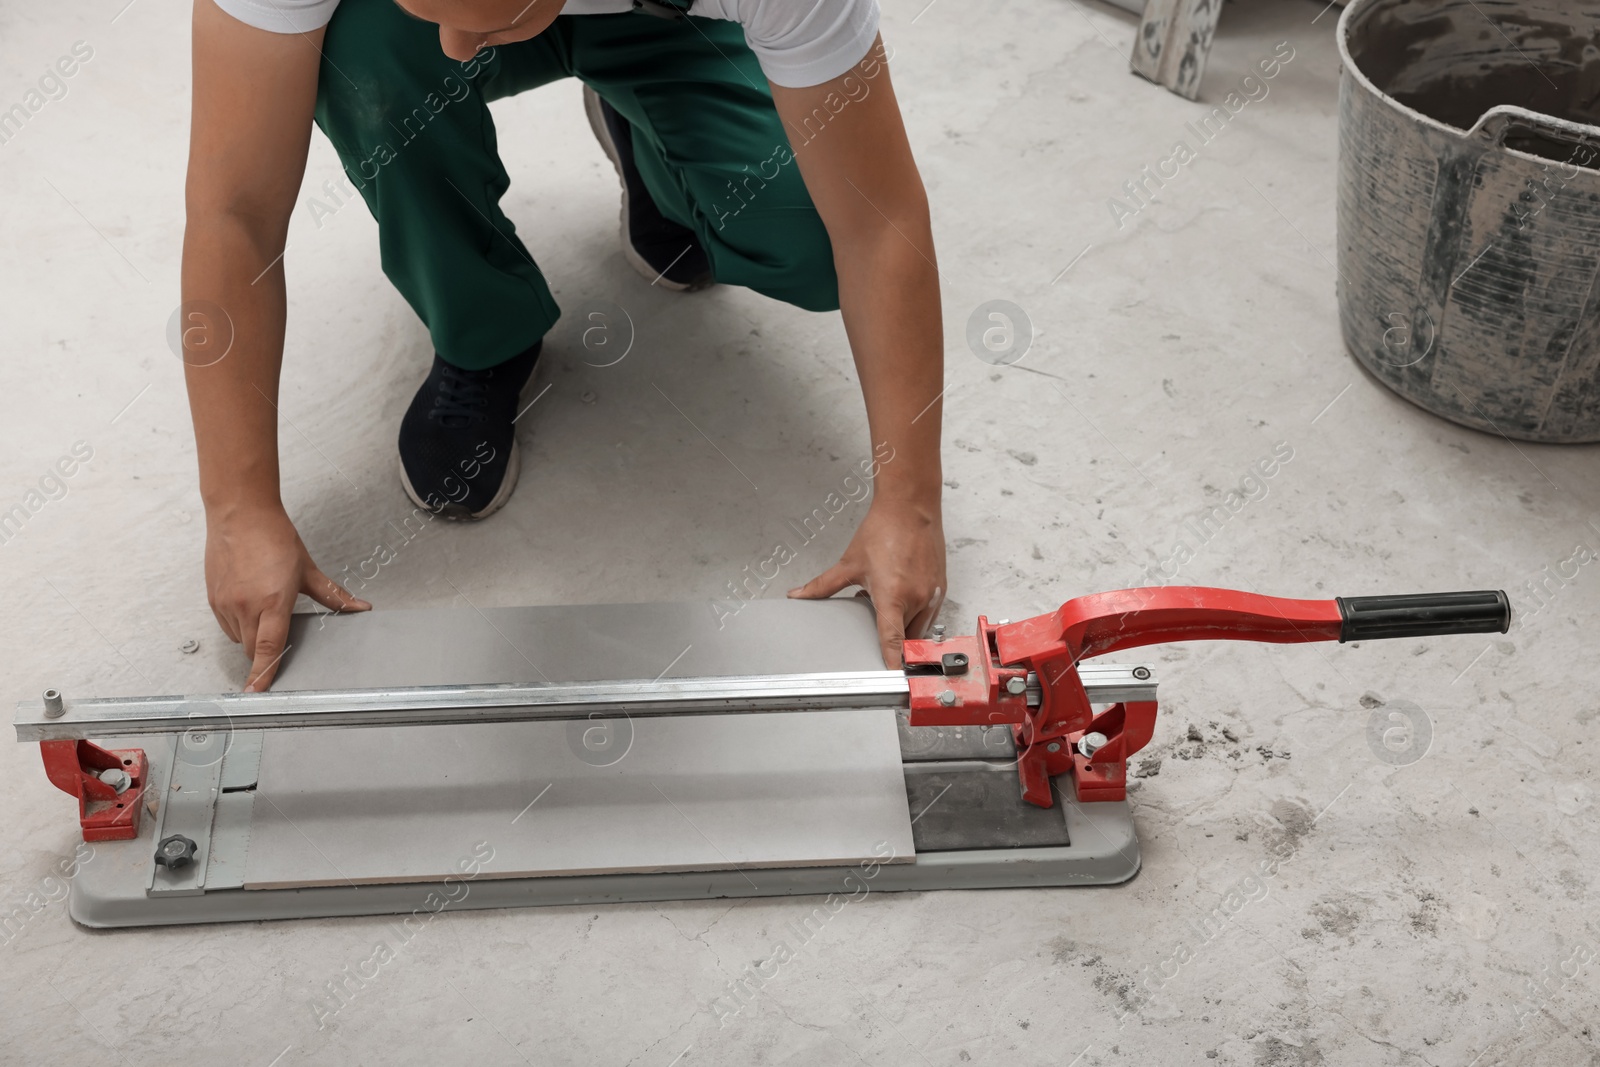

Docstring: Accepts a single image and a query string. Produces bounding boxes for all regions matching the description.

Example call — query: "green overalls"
[313,0,840,369]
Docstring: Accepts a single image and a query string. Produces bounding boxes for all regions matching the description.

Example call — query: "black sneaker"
[583,86,714,291]
[397,342,541,521]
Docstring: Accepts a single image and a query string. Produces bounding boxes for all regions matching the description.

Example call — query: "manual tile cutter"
[13,586,1508,926]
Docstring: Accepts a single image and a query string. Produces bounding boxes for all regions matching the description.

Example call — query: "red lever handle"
[997,587,1343,669]
[904,586,1509,809]
[996,586,1509,673]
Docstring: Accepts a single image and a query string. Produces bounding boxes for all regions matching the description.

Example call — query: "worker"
[183,0,946,689]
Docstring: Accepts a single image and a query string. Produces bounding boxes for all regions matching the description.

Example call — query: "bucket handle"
[1467,105,1600,173]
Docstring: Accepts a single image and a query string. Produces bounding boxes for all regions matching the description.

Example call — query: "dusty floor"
[2,0,1598,1064]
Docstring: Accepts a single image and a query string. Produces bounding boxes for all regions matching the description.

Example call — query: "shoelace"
[429,363,494,428]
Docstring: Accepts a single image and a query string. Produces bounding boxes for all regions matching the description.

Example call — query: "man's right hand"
[186,5,346,691]
[205,506,369,691]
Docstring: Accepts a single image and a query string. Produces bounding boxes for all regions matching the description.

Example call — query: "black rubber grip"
[1335,590,1510,642]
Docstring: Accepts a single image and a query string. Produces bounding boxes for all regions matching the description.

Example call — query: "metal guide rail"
[19,671,921,739]
[13,664,1155,739]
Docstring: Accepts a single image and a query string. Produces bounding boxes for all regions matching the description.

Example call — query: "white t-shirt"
[214,0,880,87]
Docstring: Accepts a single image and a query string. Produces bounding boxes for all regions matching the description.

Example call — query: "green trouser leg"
[314,3,570,370]
[315,1,838,371]
[567,15,839,314]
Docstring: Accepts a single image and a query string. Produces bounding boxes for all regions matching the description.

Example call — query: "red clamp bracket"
[905,586,1509,808]
[40,738,148,842]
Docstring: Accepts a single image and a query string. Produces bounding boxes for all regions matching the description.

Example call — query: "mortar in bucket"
[1337,0,1600,442]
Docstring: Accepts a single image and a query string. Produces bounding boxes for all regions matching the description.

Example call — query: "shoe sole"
[398,438,521,522]
[582,86,711,293]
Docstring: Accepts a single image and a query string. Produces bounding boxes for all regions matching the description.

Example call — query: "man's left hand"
[790,497,947,667]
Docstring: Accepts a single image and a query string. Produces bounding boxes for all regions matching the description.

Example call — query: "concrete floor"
[2,0,1597,1063]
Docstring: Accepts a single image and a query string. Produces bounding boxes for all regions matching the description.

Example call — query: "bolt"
[932,624,946,643]
[42,689,65,719]
[938,689,957,707]
[1132,666,1152,681]
[1077,731,1109,759]
[1047,742,1061,753]
[98,767,131,794]
[181,639,200,654]
[1005,676,1027,695]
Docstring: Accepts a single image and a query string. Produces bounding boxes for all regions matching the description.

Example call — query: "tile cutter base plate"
[65,754,1139,928]
[63,599,1142,928]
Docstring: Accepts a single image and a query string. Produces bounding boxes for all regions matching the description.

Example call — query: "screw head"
[938,689,957,707]
[98,768,131,794]
[1132,666,1152,681]
[1046,742,1061,753]
[1077,730,1110,759]
[1005,676,1027,695]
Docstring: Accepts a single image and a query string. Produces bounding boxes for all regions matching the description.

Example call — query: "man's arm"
[185,1,367,692]
[773,37,948,667]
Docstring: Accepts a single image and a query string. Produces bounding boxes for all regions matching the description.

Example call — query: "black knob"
[155,834,197,869]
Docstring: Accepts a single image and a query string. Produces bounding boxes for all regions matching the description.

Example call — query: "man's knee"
[316,0,483,155]
[711,200,838,312]
[770,217,839,311]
